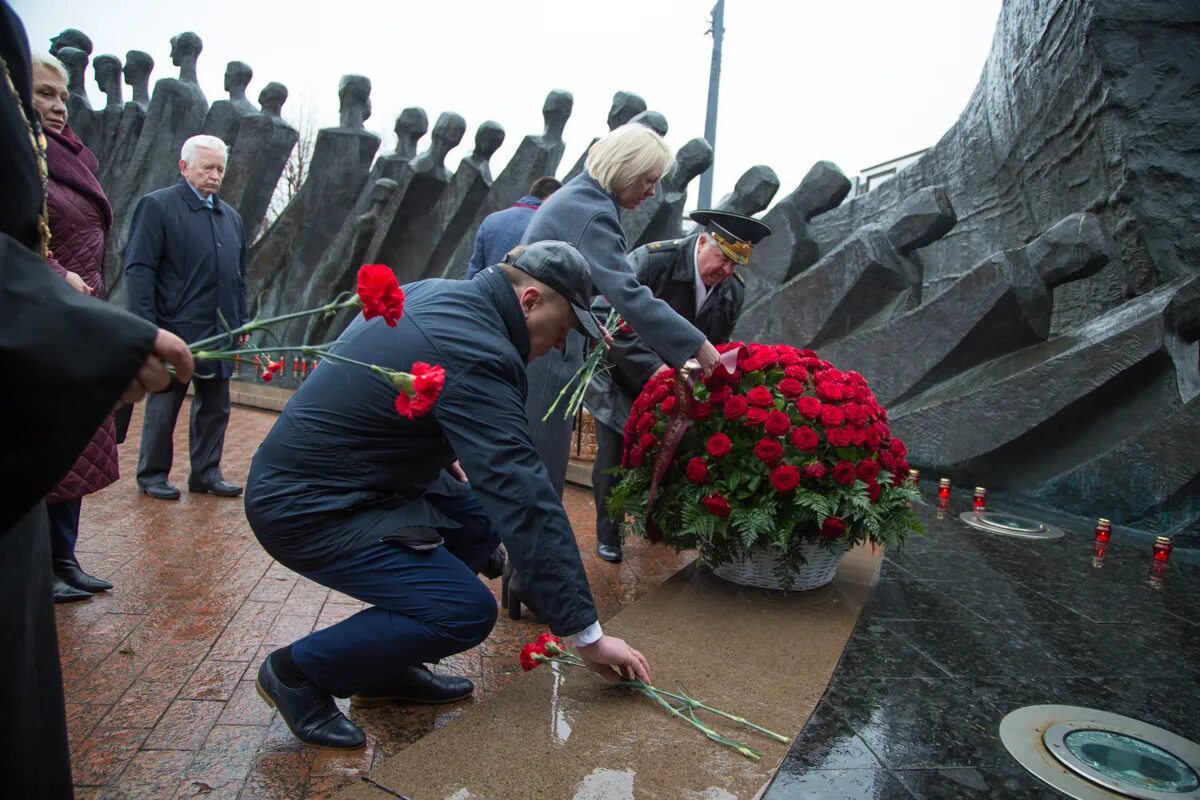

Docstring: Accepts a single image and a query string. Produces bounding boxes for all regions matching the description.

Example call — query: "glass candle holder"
[1152,536,1173,564]
[938,478,951,501]
[973,487,987,511]
[1094,518,1112,543]
[935,496,950,520]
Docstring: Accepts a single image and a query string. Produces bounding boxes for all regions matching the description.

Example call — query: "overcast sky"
[17,0,1001,209]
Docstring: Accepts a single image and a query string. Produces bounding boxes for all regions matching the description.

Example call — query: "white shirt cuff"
[566,621,603,647]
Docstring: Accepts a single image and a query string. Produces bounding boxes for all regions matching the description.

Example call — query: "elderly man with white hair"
[125,133,248,500]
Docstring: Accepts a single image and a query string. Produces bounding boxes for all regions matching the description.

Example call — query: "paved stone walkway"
[59,401,691,799]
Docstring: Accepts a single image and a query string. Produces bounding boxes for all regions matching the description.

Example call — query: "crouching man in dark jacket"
[245,241,651,750]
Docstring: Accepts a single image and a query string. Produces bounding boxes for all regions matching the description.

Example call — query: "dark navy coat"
[244,267,599,637]
[465,195,542,279]
[124,179,247,378]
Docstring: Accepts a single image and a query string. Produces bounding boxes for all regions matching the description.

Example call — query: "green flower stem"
[640,684,762,760]
[541,311,621,423]
[652,683,789,743]
[191,343,338,362]
[186,295,360,351]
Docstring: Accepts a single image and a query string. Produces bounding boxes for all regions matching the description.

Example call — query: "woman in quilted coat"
[33,53,119,602]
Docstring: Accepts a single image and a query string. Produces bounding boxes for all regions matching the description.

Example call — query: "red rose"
[816,381,844,402]
[745,407,768,425]
[709,385,732,404]
[819,405,845,428]
[856,459,881,483]
[752,345,780,369]
[702,494,732,517]
[629,447,646,467]
[802,462,828,480]
[636,413,656,433]
[650,383,670,404]
[639,432,658,452]
[797,396,822,419]
[706,432,732,458]
[784,365,809,382]
[688,401,713,420]
[754,438,785,464]
[764,410,792,436]
[770,464,801,492]
[832,460,856,485]
[826,426,853,448]
[790,426,819,451]
[865,425,884,450]
[686,457,708,484]
[842,403,869,426]
[890,438,908,457]
[799,357,822,370]
[821,517,847,539]
[777,378,805,398]
[776,347,803,366]
[879,450,898,472]
[723,395,749,420]
[746,386,775,408]
[738,355,763,373]
[866,481,882,503]
[661,395,677,415]
[357,264,406,327]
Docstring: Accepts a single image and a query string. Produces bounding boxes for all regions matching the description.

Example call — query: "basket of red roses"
[607,342,922,590]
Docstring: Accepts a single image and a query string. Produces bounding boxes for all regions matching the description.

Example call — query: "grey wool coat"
[519,172,705,495]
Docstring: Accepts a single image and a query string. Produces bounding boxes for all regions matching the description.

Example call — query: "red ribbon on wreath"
[644,366,701,542]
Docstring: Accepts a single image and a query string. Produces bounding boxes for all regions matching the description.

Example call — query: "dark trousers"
[136,377,230,488]
[0,503,75,799]
[592,420,624,547]
[45,498,82,563]
[291,486,500,698]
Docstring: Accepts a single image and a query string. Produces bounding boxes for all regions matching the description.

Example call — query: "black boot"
[501,557,542,621]
[255,654,365,750]
[53,574,93,603]
[54,556,113,593]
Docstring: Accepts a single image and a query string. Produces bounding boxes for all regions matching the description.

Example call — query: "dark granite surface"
[764,493,1199,799]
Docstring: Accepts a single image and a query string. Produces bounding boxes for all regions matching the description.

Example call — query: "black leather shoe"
[597,543,623,563]
[349,665,474,708]
[188,480,243,497]
[55,556,113,593]
[53,575,93,603]
[255,655,365,750]
[139,482,181,500]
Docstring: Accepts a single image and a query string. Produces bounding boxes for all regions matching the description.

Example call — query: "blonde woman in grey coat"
[520,123,720,498]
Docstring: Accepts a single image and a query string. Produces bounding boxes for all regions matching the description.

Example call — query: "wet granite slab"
[763,496,1200,799]
[346,546,883,799]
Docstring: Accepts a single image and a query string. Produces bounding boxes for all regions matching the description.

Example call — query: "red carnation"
[890,438,908,457]
[519,642,545,671]
[746,386,774,408]
[357,264,406,327]
[802,462,828,480]
[819,405,845,428]
[770,464,801,492]
[723,395,749,420]
[821,517,847,539]
[754,438,785,464]
[706,432,732,458]
[784,365,809,382]
[702,494,731,517]
[764,410,792,436]
[688,401,713,420]
[790,426,819,451]
[826,427,853,448]
[685,457,708,484]
[745,407,768,425]
[832,460,856,485]
[661,395,678,415]
[856,459,881,483]
[778,378,805,398]
[797,396,822,420]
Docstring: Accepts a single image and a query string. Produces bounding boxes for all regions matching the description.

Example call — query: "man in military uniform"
[584,210,771,562]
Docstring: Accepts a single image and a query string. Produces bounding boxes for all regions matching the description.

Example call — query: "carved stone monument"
[221,81,297,241]
[54,46,97,146]
[90,54,123,164]
[428,121,505,279]
[97,50,151,190]
[202,60,257,148]
[622,137,713,249]
[562,90,647,182]
[712,165,780,217]
[630,109,668,136]
[124,49,152,111]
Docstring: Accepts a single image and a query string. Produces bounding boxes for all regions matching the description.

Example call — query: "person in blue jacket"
[246,240,652,750]
[125,133,248,500]
[520,123,721,497]
[465,175,561,279]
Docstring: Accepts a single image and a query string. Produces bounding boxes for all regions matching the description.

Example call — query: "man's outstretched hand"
[575,634,651,684]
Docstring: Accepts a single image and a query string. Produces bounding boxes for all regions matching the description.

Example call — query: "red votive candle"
[973,487,987,511]
[1152,536,1173,564]
[938,478,951,500]
[1094,518,1112,543]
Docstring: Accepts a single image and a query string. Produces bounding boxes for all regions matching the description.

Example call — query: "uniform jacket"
[124,179,248,378]
[584,233,745,432]
[465,195,542,279]
[245,267,599,637]
[43,124,120,502]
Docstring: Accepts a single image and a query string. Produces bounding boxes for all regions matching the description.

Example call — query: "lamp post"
[698,0,724,208]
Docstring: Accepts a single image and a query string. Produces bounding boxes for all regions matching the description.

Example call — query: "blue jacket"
[465,195,542,279]
[124,179,248,378]
[244,267,598,637]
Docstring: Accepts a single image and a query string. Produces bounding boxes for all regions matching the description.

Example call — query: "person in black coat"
[246,242,652,750]
[125,134,248,500]
[584,210,771,561]
[0,4,194,795]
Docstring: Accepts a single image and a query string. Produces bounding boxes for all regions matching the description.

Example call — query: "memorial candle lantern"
[936,496,950,520]
[1152,536,1173,564]
[1094,518,1111,543]
[907,469,920,487]
[938,478,951,501]
[973,487,987,511]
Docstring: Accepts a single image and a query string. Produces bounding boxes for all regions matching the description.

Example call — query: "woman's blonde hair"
[585,123,674,194]
[31,53,68,83]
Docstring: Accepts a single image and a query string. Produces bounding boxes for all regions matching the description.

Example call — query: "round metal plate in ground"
[1000,705,1200,800]
[958,511,1065,539]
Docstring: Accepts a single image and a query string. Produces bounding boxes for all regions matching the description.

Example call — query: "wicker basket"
[711,542,848,591]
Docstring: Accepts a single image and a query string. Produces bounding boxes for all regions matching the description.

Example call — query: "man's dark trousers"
[136,375,231,488]
[290,486,500,698]
[591,420,624,548]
